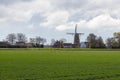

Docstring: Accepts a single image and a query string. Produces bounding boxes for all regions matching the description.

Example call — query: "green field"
[0,49,120,80]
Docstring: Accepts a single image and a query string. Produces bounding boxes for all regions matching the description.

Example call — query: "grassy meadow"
[0,48,120,80]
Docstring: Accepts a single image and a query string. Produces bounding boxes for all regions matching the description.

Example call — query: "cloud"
[42,10,70,27]
[55,23,74,31]
[87,14,120,29]
[0,0,32,5]
[0,0,120,42]
[55,14,120,31]
[51,0,88,10]
[1,0,120,24]
[0,0,53,23]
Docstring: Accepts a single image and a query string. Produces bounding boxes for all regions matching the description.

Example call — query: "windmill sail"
[75,24,77,34]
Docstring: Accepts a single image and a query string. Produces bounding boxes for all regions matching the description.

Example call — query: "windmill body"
[67,25,84,48]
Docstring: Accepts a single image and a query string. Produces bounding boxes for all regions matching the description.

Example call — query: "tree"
[53,40,63,48]
[41,38,46,45]
[106,32,120,48]
[106,38,113,48]
[60,38,67,43]
[6,33,16,45]
[87,33,97,48]
[96,36,105,48]
[59,38,67,48]
[29,38,36,47]
[35,36,46,47]
[29,38,36,43]
[17,33,27,42]
[51,39,56,45]
[29,37,46,48]
[36,37,43,45]
[113,32,120,47]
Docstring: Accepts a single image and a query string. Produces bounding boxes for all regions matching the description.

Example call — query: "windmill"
[67,24,84,48]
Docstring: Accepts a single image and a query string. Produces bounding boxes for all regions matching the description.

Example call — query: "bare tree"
[60,38,67,43]
[17,33,27,42]
[41,38,46,45]
[36,36,43,45]
[106,38,113,48]
[51,39,56,45]
[29,38,36,43]
[29,37,46,48]
[35,36,46,48]
[6,33,16,45]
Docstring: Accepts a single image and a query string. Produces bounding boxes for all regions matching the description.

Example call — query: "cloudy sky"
[0,0,120,44]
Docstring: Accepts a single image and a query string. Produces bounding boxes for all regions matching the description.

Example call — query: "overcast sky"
[0,0,120,44]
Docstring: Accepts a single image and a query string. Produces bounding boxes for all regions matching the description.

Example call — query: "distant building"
[0,41,10,48]
[80,42,89,48]
[26,43,34,48]
[63,43,72,48]
[15,42,26,47]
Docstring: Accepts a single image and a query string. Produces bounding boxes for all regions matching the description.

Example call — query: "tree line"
[1,33,46,48]
[85,32,120,48]
[1,32,120,48]
[51,32,120,48]
[106,32,120,48]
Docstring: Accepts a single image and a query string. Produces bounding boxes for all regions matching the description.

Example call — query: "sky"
[0,0,120,44]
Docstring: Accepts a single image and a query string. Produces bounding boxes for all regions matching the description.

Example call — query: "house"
[0,41,10,48]
[80,42,89,48]
[63,43,72,48]
[26,43,34,48]
[15,42,26,48]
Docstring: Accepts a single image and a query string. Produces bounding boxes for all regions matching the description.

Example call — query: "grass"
[0,49,120,80]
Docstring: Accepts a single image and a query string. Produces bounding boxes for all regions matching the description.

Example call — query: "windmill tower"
[67,24,84,48]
